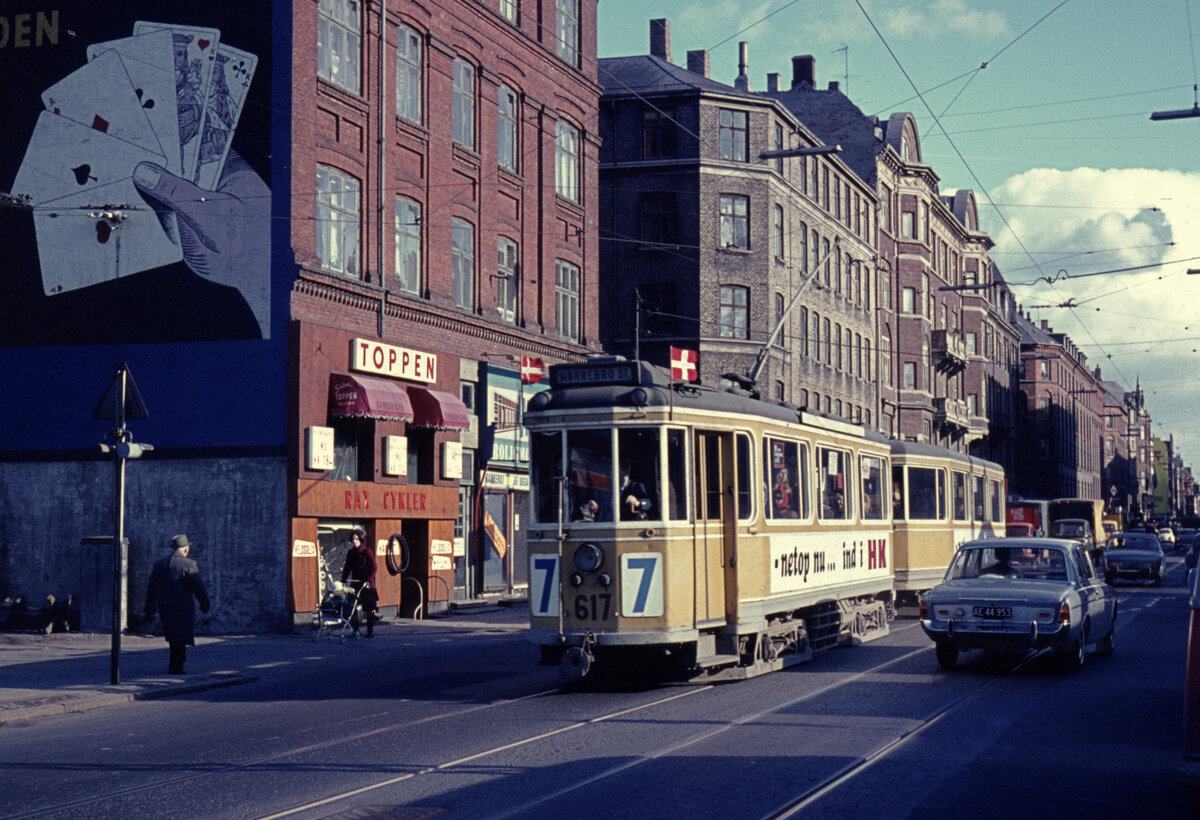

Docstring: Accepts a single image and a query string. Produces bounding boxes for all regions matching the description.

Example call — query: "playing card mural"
[1,7,273,345]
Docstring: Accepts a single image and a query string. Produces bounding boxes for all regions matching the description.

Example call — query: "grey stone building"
[598,21,878,425]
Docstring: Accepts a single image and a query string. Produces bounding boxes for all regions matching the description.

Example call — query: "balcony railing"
[934,397,969,431]
[932,329,968,374]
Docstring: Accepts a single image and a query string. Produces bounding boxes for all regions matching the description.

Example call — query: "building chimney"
[1041,319,1050,331]
[687,49,710,78]
[767,72,780,92]
[828,80,840,92]
[792,55,815,89]
[650,19,671,62]
[735,41,750,91]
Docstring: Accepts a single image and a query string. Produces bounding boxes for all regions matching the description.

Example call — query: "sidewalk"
[0,600,528,725]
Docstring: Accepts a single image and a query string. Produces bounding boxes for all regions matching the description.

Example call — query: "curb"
[0,672,258,725]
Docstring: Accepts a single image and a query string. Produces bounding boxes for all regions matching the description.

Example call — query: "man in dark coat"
[145,534,211,674]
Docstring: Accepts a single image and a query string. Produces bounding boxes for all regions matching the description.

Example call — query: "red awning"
[408,386,471,430]
[328,374,414,421]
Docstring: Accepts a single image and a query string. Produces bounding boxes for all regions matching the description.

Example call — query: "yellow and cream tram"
[889,442,1006,601]
[525,358,895,681]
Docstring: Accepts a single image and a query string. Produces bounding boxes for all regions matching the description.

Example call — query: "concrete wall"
[0,455,288,634]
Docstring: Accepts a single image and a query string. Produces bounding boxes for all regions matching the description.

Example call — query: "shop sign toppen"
[352,337,437,383]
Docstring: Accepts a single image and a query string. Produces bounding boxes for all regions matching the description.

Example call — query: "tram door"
[694,431,737,626]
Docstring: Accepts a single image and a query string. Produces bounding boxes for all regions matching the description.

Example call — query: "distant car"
[1006,522,1037,538]
[1159,527,1177,548]
[920,538,1117,671]
[1103,533,1165,586]
[1176,528,1196,551]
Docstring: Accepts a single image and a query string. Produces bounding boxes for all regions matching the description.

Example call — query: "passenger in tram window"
[619,463,652,520]
[574,496,601,522]
[773,468,797,518]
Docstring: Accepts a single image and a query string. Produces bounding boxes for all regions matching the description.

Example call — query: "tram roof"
[889,439,1002,471]
[528,358,873,438]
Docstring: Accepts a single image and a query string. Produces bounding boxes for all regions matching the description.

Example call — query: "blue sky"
[599,0,1200,463]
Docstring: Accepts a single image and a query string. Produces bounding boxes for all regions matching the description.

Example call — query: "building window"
[882,330,892,386]
[556,119,580,202]
[394,196,421,294]
[556,0,580,66]
[330,419,372,482]
[498,85,519,172]
[396,24,422,123]
[833,178,842,220]
[318,0,361,94]
[1105,437,1115,458]
[642,192,677,245]
[316,165,360,277]
[1040,360,1051,380]
[821,166,830,210]
[966,332,977,355]
[902,287,916,314]
[451,218,474,310]
[719,195,749,249]
[799,307,809,356]
[643,108,676,158]
[719,285,749,339]
[452,57,475,149]
[864,338,872,382]
[834,253,843,295]
[799,222,808,273]
[555,260,580,341]
[835,323,843,370]
[903,361,916,389]
[719,109,748,162]
[775,292,786,343]
[813,312,821,360]
[902,210,915,239]
[641,283,677,337]
[823,317,832,364]
[774,123,784,174]
[773,204,785,260]
[968,393,978,415]
[500,0,518,24]
[497,237,518,323]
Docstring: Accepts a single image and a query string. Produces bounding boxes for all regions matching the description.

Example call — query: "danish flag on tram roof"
[520,356,546,385]
[670,346,698,382]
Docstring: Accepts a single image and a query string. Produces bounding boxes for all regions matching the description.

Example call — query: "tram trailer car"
[890,442,1006,603]
[524,358,894,682]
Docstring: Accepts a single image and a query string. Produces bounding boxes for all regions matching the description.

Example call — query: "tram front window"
[618,428,660,521]
[531,431,563,524]
[567,429,613,521]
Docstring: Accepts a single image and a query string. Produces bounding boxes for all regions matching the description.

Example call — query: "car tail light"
[1059,602,1071,624]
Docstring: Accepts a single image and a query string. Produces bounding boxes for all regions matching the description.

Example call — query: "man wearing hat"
[144,534,211,674]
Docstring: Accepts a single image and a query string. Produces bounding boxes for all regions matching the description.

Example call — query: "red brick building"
[288,0,602,611]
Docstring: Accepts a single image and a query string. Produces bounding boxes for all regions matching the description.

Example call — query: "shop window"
[330,419,373,482]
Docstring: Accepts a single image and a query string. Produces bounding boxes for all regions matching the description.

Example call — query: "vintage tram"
[890,441,1006,602]
[524,358,896,681]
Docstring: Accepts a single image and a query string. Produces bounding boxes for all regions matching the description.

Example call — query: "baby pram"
[312,579,368,642]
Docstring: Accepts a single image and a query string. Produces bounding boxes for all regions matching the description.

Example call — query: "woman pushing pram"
[341,526,380,638]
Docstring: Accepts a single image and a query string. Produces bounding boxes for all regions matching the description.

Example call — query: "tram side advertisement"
[769,531,891,595]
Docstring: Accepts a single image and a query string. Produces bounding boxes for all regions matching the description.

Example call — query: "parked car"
[920,538,1117,671]
[1159,527,1177,549]
[1186,534,1200,573]
[1103,533,1165,586]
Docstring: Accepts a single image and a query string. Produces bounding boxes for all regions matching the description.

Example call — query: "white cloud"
[985,166,1200,455]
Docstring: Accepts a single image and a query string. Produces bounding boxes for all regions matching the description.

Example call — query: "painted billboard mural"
[0,4,281,450]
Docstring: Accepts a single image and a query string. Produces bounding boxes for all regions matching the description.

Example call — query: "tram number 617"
[574,593,612,621]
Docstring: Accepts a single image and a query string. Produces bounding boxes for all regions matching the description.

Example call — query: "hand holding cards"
[10,21,257,296]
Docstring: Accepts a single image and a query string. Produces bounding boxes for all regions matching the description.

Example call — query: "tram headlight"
[529,391,552,411]
[573,542,604,573]
[629,387,649,407]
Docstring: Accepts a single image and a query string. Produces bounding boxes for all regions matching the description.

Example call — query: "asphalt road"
[0,560,1194,820]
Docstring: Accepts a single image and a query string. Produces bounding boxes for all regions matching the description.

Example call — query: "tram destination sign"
[551,361,638,387]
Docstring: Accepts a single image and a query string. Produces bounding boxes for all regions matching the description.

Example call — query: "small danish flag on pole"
[670,347,698,382]
[520,356,546,385]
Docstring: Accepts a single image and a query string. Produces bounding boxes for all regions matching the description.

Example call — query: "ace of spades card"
[86,29,182,177]
[12,112,183,295]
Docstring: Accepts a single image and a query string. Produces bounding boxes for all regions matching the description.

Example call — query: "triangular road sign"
[92,362,149,421]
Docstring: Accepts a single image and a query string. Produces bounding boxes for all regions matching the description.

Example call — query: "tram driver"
[619,463,652,520]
